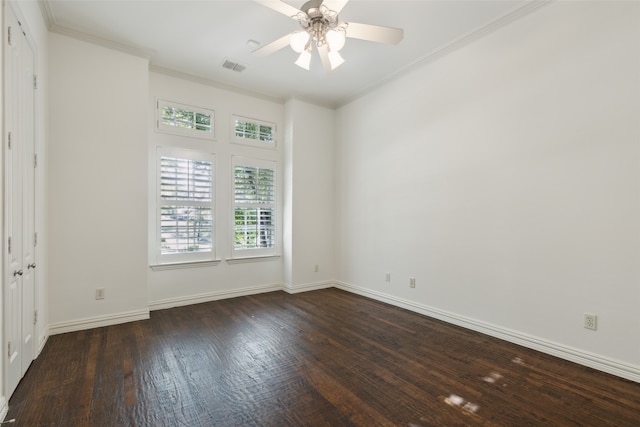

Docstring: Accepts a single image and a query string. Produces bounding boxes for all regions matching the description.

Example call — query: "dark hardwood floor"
[5,288,640,426]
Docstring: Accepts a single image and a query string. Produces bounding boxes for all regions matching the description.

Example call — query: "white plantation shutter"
[157,148,215,263]
[160,157,212,201]
[233,157,276,256]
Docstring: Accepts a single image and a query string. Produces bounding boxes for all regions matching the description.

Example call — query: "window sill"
[150,259,222,271]
[226,255,280,265]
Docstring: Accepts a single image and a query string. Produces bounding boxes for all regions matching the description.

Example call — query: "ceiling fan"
[252,0,404,71]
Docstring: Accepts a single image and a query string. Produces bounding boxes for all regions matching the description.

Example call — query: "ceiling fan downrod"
[297,1,342,47]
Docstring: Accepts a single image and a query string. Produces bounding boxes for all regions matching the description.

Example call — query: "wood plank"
[5,288,640,426]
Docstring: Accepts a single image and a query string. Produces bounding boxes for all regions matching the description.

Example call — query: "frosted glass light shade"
[328,50,345,70]
[326,29,346,51]
[295,50,312,70]
[290,31,310,53]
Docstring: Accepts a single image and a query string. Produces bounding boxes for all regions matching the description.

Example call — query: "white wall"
[48,33,149,329]
[147,72,284,307]
[335,1,640,379]
[283,99,335,291]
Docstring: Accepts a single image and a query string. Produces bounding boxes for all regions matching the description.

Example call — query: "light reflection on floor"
[444,393,480,414]
[483,371,504,385]
[512,356,525,365]
[412,357,531,425]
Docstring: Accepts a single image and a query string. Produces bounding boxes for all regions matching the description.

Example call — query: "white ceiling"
[43,0,533,107]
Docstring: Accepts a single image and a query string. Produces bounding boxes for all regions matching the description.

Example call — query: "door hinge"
[8,132,12,150]
[8,236,11,254]
[33,74,38,90]
[34,310,38,325]
[34,153,38,168]
[7,342,11,358]
[34,232,38,247]
[7,26,12,46]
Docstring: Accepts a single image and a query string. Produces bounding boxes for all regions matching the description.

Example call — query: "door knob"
[28,263,36,269]
[13,270,23,277]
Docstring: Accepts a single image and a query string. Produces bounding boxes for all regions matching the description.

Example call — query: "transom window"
[232,115,276,148]
[157,99,214,140]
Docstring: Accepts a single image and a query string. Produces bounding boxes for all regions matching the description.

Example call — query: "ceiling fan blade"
[252,33,292,57]
[321,0,349,14]
[345,22,404,45]
[253,0,303,19]
[317,44,333,73]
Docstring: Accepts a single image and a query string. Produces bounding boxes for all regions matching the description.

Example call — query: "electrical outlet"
[95,288,105,300]
[409,277,416,288]
[584,313,597,330]
[385,272,391,282]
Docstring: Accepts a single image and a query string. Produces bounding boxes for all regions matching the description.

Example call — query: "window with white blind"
[156,148,215,264]
[232,156,277,257]
[156,99,214,140]
[232,115,276,148]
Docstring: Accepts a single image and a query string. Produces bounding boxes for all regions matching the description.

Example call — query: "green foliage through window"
[234,164,275,250]
[162,106,211,133]
[234,116,275,144]
[234,207,274,250]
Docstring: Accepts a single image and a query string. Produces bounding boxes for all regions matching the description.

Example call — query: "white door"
[4,4,37,398]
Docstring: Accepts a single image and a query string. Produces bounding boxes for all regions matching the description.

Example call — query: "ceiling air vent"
[222,59,246,73]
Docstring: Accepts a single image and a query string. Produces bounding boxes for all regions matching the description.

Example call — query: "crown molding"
[286,94,337,110]
[50,25,155,60]
[149,65,285,105]
[38,0,154,60]
[38,0,57,29]
[335,0,553,108]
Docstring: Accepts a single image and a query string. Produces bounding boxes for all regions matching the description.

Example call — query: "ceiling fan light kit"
[290,31,310,53]
[294,49,312,70]
[253,0,403,72]
[289,2,347,71]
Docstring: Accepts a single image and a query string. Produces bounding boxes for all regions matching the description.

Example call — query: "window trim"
[154,147,216,265]
[156,99,215,140]
[231,114,277,149]
[225,255,280,265]
[149,259,222,271]
[231,156,278,259]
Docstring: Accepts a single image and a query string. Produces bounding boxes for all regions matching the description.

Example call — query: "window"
[157,99,214,140]
[156,148,214,264]
[232,115,276,148]
[232,156,277,257]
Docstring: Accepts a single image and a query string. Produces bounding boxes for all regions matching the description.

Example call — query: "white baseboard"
[39,280,640,383]
[37,328,49,356]
[49,309,150,335]
[283,280,335,294]
[0,397,8,424]
[149,283,282,311]
[335,281,640,383]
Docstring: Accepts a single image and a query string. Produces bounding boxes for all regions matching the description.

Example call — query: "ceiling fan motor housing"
[299,0,341,46]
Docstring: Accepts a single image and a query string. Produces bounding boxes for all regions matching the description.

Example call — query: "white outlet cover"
[584,313,597,330]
